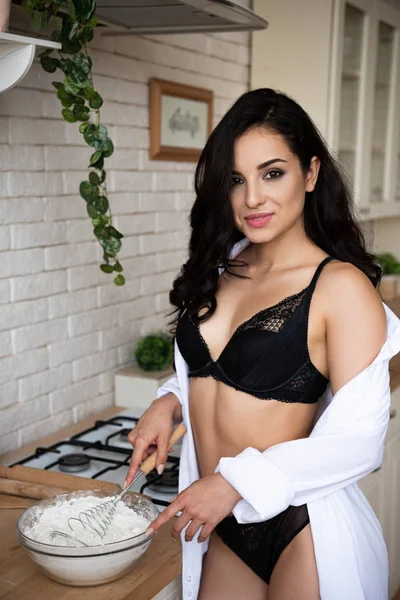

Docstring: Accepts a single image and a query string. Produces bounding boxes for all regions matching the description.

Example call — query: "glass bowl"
[17,489,159,587]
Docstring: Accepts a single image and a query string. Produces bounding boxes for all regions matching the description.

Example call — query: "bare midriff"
[189,376,320,477]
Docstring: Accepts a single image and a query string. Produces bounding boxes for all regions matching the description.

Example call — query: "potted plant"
[134,331,174,372]
[376,252,400,301]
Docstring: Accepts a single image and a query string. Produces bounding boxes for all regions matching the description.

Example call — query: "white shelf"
[0,31,61,94]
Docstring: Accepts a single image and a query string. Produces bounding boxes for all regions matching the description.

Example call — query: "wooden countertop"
[0,406,181,600]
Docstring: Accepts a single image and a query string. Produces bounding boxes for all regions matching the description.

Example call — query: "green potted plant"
[134,331,174,372]
[376,252,400,301]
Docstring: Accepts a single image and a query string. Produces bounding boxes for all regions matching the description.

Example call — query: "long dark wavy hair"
[167,88,381,333]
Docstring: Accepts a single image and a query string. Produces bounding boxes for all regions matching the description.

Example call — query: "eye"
[264,169,283,180]
[231,176,243,187]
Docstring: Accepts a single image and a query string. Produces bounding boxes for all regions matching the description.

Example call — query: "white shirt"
[156,237,400,600]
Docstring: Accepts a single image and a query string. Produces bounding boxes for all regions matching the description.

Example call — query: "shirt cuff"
[215,447,295,523]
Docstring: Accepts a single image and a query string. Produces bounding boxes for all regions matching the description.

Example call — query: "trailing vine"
[22,0,125,285]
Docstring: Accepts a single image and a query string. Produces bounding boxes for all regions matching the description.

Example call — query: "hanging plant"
[22,0,125,285]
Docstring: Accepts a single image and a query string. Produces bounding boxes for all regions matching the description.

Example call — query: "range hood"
[96,0,268,35]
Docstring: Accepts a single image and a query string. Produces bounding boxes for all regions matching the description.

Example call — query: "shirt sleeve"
[215,355,393,524]
[156,372,183,406]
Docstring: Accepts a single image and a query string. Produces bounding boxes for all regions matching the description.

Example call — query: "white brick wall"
[0,6,250,454]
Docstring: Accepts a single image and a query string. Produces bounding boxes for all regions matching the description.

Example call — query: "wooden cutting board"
[0,465,121,492]
[0,465,120,509]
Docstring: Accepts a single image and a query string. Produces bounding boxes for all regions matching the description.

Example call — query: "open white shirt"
[157,237,400,600]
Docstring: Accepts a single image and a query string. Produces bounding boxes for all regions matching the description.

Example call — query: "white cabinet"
[328,0,400,221]
[0,32,60,93]
[251,0,400,222]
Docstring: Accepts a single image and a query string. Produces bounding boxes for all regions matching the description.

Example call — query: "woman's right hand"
[123,393,181,489]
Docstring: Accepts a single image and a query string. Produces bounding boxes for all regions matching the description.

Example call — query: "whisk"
[50,423,186,546]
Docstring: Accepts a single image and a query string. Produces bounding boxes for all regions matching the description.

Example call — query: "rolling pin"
[0,477,69,500]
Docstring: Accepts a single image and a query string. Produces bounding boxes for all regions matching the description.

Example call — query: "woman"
[124,89,400,599]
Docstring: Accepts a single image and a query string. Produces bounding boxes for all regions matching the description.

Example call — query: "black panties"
[214,504,310,584]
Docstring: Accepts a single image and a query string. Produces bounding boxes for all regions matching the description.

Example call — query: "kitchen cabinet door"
[328,0,375,217]
[329,0,400,221]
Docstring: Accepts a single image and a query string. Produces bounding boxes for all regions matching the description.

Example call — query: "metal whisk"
[50,423,186,545]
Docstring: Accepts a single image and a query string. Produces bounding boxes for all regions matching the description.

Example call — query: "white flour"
[24,495,150,547]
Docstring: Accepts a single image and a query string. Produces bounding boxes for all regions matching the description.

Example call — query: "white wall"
[372,217,400,257]
[0,8,251,453]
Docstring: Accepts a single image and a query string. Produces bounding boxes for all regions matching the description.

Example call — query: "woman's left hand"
[146,473,242,543]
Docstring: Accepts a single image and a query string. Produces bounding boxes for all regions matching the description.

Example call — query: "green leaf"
[69,65,90,86]
[114,274,125,286]
[40,56,60,73]
[58,59,71,75]
[99,170,106,184]
[107,225,123,240]
[89,150,103,167]
[73,103,90,121]
[89,171,101,185]
[81,26,94,42]
[100,264,114,273]
[60,19,83,54]
[73,0,96,21]
[86,15,98,28]
[68,21,81,41]
[21,0,36,12]
[97,125,108,141]
[52,2,62,15]
[79,122,90,134]
[83,123,97,145]
[61,108,78,123]
[103,236,122,254]
[61,35,83,55]
[79,180,99,203]
[66,0,76,20]
[102,138,114,158]
[52,81,63,90]
[94,196,109,214]
[87,204,98,218]
[94,224,108,240]
[72,52,92,73]
[64,76,81,96]
[51,27,62,43]
[93,214,109,227]
[38,48,53,58]
[91,155,104,170]
[113,262,123,273]
[30,10,48,30]
[83,85,96,101]
[89,92,103,109]
[57,85,75,108]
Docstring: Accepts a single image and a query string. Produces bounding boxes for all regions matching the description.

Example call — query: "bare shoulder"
[317,259,387,393]
[319,258,385,318]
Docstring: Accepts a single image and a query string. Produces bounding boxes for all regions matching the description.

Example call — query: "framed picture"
[149,78,214,162]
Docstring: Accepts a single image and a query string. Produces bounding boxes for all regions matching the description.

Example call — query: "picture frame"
[149,77,214,162]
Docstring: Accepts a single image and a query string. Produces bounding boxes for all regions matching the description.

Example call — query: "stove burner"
[119,428,131,442]
[146,469,179,495]
[59,453,91,473]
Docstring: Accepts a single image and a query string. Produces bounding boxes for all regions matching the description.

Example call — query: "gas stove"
[9,409,181,510]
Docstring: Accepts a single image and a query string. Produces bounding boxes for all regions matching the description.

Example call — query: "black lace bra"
[175,256,334,404]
